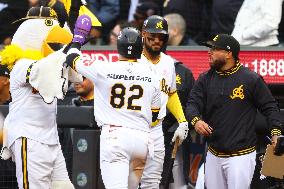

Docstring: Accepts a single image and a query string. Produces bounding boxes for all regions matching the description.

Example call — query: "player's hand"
[273,135,284,156]
[172,122,189,146]
[194,120,213,136]
[72,15,92,45]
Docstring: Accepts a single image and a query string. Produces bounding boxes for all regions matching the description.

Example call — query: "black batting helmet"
[142,15,168,35]
[117,27,143,59]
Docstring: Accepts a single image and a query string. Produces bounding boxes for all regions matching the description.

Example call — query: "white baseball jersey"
[5,59,59,148]
[75,60,161,132]
[139,52,177,121]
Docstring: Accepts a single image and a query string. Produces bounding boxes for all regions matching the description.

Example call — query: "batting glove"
[72,15,92,45]
[172,122,189,146]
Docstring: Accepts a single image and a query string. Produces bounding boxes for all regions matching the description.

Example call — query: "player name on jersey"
[107,73,152,82]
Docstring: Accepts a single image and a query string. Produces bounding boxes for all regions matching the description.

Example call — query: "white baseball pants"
[11,137,72,189]
[140,126,165,189]
[100,125,151,189]
[205,150,256,189]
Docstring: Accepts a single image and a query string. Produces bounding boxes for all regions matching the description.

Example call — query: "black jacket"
[186,64,282,153]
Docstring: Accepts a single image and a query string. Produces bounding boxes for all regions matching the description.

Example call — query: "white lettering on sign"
[82,53,119,66]
[251,59,284,76]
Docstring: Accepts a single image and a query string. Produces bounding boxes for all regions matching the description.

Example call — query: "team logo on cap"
[213,35,218,41]
[50,9,57,17]
[156,21,163,29]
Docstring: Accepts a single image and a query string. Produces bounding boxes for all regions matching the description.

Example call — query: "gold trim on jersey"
[142,52,161,64]
[191,116,201,126]
[21,137,29,189]
[216,61,241,76]
[151,108,160,126]
[208,146,256,157]
[151,108,160,112]
[168,90,177,96]
[271,128,282,136]
[72,56,80,71]
[119,59,138,62]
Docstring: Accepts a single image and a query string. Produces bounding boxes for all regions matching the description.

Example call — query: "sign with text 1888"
[82,50,284,84]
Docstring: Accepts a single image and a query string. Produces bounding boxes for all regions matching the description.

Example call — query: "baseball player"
[160,58,195,189]
[65,15,163,189]
[128,15,189,189]
[186,34,283,189]
[0,6,75,189]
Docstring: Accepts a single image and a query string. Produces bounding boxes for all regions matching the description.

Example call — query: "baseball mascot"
[0,5,95,189]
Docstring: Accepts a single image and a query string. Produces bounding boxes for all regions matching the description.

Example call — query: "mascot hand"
[72,15,92,45]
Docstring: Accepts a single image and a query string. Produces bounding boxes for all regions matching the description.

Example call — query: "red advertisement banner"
[82,50,284,84]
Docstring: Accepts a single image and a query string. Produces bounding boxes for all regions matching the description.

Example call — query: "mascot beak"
[42,25,72,57]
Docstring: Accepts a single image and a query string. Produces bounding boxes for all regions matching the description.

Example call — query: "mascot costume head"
[1,6,72,71]
[0,1,101,103]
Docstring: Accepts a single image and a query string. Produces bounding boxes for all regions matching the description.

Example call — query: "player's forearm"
[64,42,81,70]
[166,92,187,123]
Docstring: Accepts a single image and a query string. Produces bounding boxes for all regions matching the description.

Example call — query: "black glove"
[274,136,284,156]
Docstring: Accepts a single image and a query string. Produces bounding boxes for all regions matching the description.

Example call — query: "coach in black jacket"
[161,58,195,188]
[186,34,283,189]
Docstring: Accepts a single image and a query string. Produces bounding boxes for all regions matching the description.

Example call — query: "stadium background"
[1,45,284,189]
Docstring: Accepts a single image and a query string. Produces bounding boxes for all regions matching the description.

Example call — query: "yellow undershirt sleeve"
[166,91,187,123]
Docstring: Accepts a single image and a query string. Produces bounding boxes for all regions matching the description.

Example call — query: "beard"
[210,58,226,71]
[144,42,162,56]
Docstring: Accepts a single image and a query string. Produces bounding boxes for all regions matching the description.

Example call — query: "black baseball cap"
[203,34,240,60]
[13,6,58,24]
[0,65,10,78]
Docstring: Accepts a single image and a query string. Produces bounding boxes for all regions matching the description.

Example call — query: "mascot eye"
[45,19,53,26]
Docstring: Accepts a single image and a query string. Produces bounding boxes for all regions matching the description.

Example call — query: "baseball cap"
[0,65,10,78]
[203,34,240,60]
[13,6,58,24]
